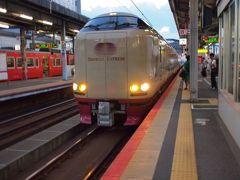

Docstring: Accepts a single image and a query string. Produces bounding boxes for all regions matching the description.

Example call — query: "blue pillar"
[61,20,68,81]
[20,28,27,80]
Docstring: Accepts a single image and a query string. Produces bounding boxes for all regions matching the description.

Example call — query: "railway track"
[0,99,78,150]
[23,126,136,180]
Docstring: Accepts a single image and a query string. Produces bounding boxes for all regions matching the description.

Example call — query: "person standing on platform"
[209,53,218,89]
[182,55,190,90]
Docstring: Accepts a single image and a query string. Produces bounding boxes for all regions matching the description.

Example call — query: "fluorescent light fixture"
[0,23,9,28]
[0,8,7,13]
[20,14,33,20]
[36,30,44,34]
[42,20,53,26]
[73,29,79,33]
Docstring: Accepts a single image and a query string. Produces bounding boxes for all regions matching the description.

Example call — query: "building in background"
[166,38,183,55]
[53,0,81,14]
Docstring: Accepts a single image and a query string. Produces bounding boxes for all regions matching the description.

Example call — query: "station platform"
[1,75,240,179]
[0,77,72,102]
[102,75,240,180]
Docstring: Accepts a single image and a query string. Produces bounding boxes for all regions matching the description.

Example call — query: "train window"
[81,15,150,31]
[54,58,61,66]
[17,58,23,67]
[137,19,149,29]
[117,16,138,29]
[68,58,74,65]
[27,58,34,67]
[7,57,14,68]
[35,58,39,67]
[227,3,235,94]
[81,16,117,31]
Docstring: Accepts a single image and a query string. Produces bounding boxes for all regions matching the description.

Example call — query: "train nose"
[95,42,116,55]
[85,32,128,99]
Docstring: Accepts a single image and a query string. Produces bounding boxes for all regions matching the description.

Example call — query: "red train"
[0,50,74,81]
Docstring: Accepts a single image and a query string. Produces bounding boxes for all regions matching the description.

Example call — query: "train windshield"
[81,16,149,32]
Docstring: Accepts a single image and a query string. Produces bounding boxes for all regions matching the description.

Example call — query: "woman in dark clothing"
[209,53,218,89]
[182,55,190,90]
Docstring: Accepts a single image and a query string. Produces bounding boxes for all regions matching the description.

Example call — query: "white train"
[73,12,179,127]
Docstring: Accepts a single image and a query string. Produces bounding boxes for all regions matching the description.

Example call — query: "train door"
[16,57,23,79]
[6,56,16,80]
[105,32,127,98]
[42,57,49,77]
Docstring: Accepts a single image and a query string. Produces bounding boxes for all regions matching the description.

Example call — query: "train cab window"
[81,16,117,31]
[35,58,39,67]
[54,58,61,66]
[137,19,149,29]
[7,57,15,68]
[81,15,150,32]
[117,16,138,29]
[27,58,34,67]
[17,58,23,67]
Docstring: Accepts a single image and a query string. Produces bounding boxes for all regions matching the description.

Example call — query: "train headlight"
[140,83,150,92]
[130,84,139,93]
[79,83,87,92]
[73,83,78,91]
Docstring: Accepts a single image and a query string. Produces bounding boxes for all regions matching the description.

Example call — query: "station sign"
[179,29,187,36]
[202,36,218,43]
[30,43,58,49]
[179,38,187,45]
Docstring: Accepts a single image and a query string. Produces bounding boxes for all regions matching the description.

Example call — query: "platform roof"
[168,0,218,39]
[0,0,89,36]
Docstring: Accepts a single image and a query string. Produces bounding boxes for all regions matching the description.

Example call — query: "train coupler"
[97,101,114,127]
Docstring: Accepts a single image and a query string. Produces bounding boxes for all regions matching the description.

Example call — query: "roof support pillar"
[20,28,27,80]
[61,20,68,81]
[189,0,198,100]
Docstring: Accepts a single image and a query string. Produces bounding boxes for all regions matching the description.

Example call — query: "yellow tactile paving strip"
[170,90,198,180]
[192,98,218,106]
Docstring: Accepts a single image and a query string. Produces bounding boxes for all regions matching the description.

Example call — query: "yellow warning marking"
[170,90,198,180]
[181,89,190,100]
[191,98,218,109]
[207,98,218,105]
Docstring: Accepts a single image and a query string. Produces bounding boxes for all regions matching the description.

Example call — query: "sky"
[80,0,179,40]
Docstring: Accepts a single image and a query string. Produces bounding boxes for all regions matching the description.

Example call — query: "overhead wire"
[114,0,132,13]
[129,0,153,27]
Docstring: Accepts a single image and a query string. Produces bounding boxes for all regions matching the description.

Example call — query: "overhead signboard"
[30,43,58,49]
[198,49,208,53]
[202,36,218,43]
[179,29,187,36]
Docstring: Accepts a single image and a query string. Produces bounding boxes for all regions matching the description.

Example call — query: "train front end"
[73,12,157,127]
